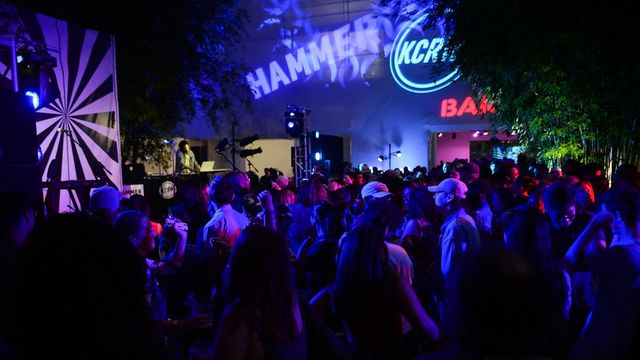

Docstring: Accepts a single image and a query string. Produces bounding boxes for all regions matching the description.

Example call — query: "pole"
[231,121,237,171]
[171,142,176,176]
[388,143,391,170]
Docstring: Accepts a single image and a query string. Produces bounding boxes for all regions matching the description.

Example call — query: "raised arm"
[564,208,612,272]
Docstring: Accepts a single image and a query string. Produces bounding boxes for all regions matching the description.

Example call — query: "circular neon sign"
[389,14,460,93]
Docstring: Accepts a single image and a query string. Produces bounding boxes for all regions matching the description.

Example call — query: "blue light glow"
[315,152,322,161]
[315,131,320,138]
[25,91,39,109]
[287,121,295,128]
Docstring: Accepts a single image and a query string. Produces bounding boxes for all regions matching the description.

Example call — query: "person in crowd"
[294,201,342,299]
[542,181,592,259]
[114,210,213,358]
[212,225,309,359]
[169,178,210,244]
[434,247,566,359]
[201,175,249,250]
[428,178,480,290]
[229,172,253,216]
[176,139,200,174]
[315,225,440,359]
[465,180,493,243]
[460,161,480,185]
[565,185,640,359]
[8,213,170,359]
[400,186,444,318]
[503,207,573,354]
[288,178,327,254]
[575,180,597,215]
[359,181,413,285]
[0,192,38,358]
[89,185,121,224]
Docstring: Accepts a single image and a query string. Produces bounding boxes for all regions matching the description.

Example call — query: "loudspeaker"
[0,90,39,165]
[0,90,43,209]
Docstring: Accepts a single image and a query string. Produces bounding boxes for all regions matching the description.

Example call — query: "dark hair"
[354,196,404,234]
[542,181,575,212]
[455,246,561,357]
[334,225,391,319]
[209,176,234,205]
[313,201,344,240]
[503,207,552,263]
[222,225,299,341]
[602,185,640,230]
[405,186,433,220]
[10,213,167,358]
[114,210,148,242]
[0,191,35,238]
[178,140,189,152]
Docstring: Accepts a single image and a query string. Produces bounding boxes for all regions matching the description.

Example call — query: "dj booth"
[133,170,230,221]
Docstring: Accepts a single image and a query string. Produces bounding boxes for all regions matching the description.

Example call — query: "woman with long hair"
[212,225,308,359]
[332,225,440,359]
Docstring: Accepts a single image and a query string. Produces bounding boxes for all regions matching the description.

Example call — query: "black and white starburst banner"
[2,4,122,212]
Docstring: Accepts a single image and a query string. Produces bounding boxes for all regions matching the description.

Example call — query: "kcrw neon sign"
[389,14,460,93]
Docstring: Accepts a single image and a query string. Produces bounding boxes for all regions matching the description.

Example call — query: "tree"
[382,0,640,172]
[7,0,254,163]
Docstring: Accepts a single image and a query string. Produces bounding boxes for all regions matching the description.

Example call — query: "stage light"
[315,131,320,139]
[25,91,39,109]
[315,152,322,161]
[238,148,263,158]
[17,49,60,110]
[473,131,480,138]
[394,151,402,158]
[215,138,230,153]
[437,132,443,138]
[482,131,489,136]
[284,108,304,137]
[238,134,259,147]
[377,155,386,162]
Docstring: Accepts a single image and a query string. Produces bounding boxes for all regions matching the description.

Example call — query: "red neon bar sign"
[440,96,495,117]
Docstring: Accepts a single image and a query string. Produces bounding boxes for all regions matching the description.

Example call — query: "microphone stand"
[244,156,259,174]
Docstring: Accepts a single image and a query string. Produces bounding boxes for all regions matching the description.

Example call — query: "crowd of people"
[2,155,640,359]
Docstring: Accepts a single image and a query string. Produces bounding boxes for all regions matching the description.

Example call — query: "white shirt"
[202,204,249,248]
[440,208,480,288]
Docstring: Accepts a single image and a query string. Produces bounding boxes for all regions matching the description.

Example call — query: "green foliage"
[381,0,640,172]
[114,0,253,163]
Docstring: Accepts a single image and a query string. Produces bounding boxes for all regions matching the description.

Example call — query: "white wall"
[241,139,295,177]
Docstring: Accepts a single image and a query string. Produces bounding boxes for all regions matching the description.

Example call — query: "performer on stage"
[176,140,200,174]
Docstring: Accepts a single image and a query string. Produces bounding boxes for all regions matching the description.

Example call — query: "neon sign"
[389,14,460,93]
[440,96,496,118]
[247,13,397,99]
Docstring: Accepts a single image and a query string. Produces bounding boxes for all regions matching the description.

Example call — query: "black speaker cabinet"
[0,90,43,208]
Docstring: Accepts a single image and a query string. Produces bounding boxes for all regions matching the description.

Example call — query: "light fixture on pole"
[378,144,402,170]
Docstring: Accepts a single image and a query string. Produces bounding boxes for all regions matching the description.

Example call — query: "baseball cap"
[427,178,468,199]
[361,181,391,200]
[89,186,121,213]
